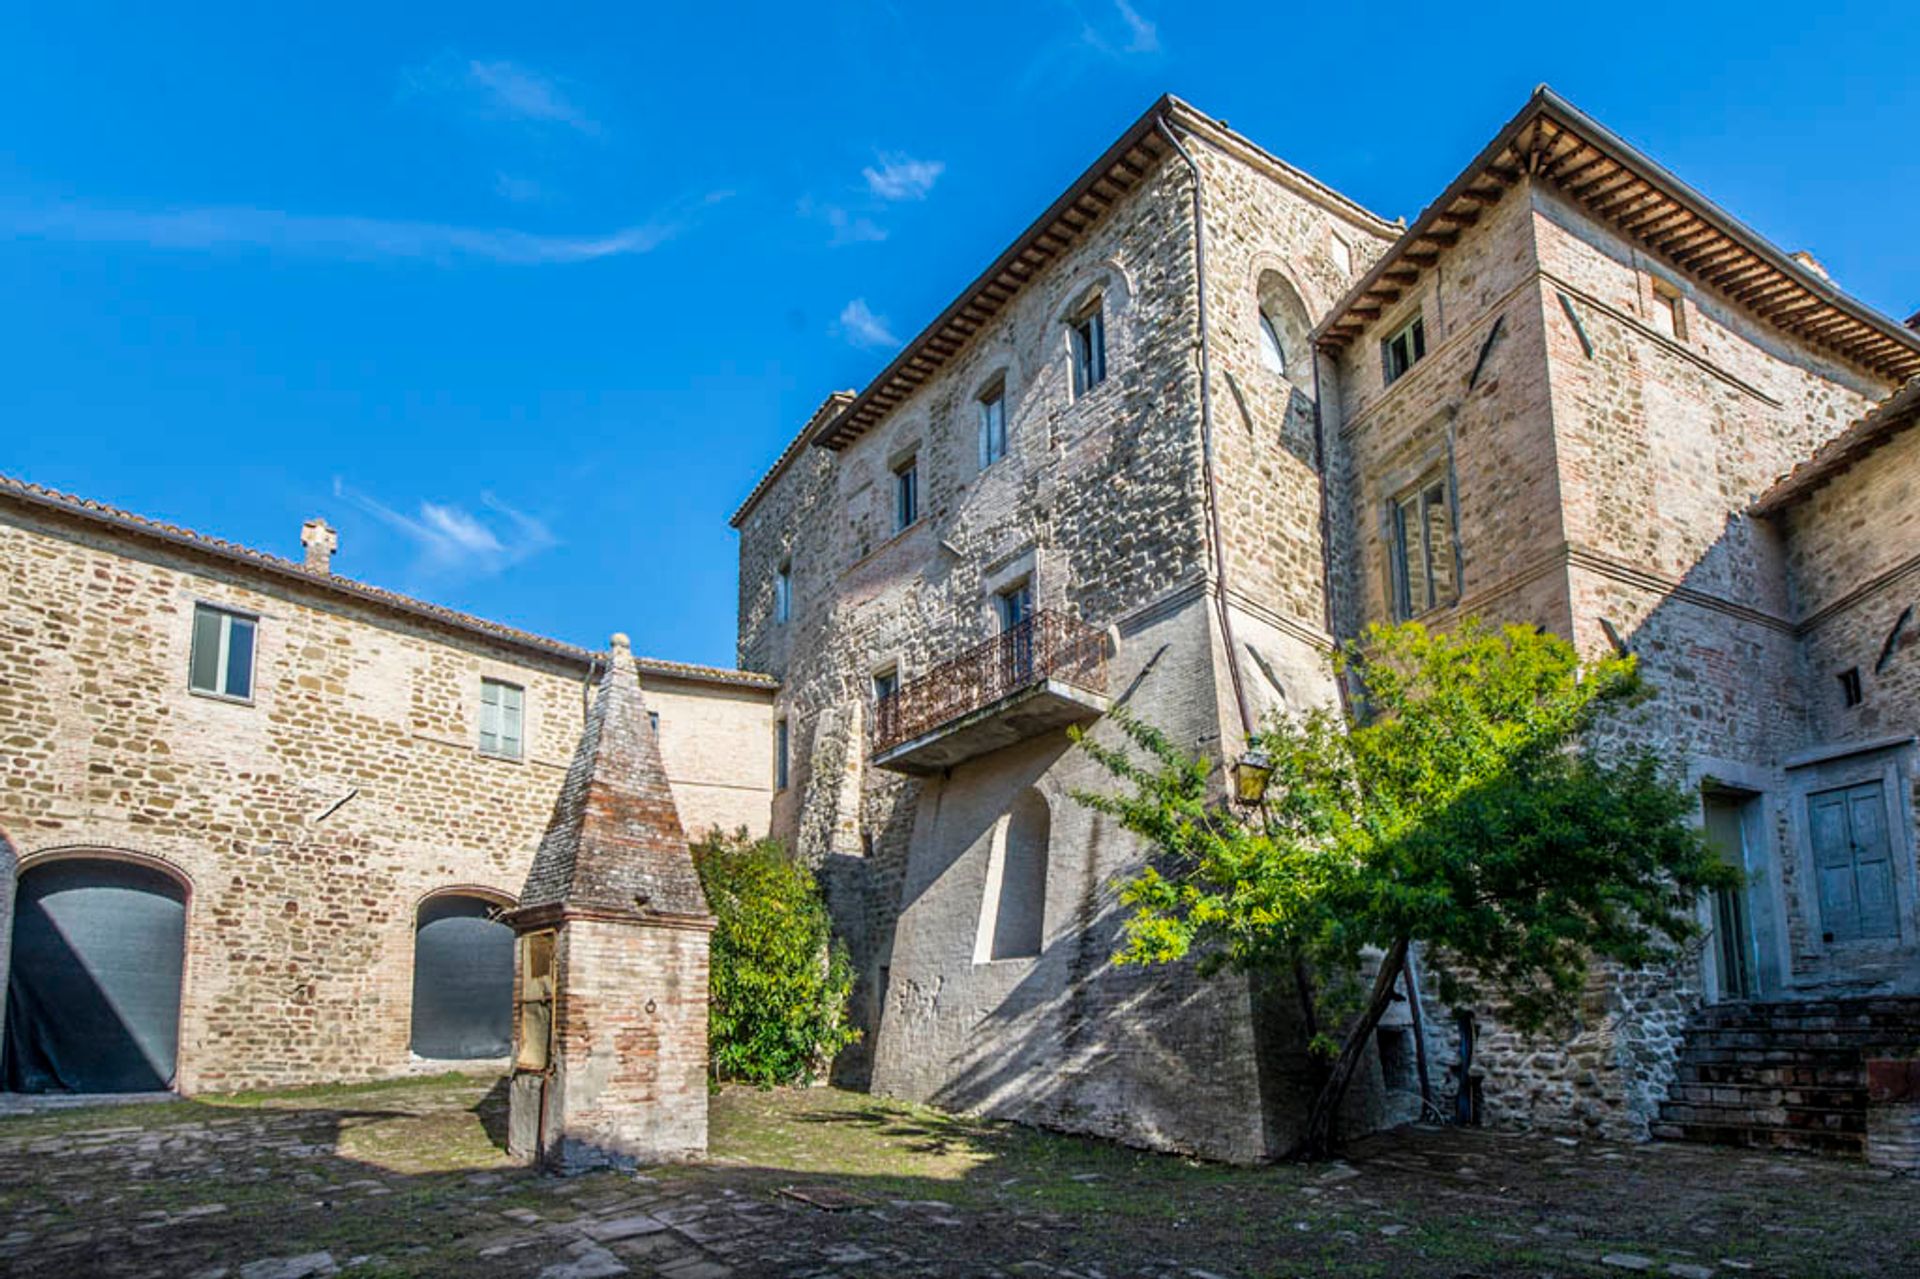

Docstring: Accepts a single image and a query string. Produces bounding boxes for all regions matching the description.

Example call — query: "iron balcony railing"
[872,609,1108,754]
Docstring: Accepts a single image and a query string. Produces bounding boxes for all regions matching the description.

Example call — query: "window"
[997,581,1036,684]
[978,382,1008,468]
[479,678,525,759]
[774,561,792,624]
[648,710,660,737]
[894,457,919,531]
[1391,477,1458,618]
[1651,279,1688,341]
[872,668,899,706]
[1070,302,1107,397]
[1382,313,1427,385]
[774,718,790,790]
[1259,311,1286,377]
[189,603,256,701]
[976,789,1050,961]
[1839,667,1864,708]
[996,580,1034,632]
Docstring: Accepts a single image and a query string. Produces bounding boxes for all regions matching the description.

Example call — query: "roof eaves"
[1313,87,1920,383]
[1751,377,1920,515]
[0,474,777,691]
[806,94,1182,454]
[728,390,856,529]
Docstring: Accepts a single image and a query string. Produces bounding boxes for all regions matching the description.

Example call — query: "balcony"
[872,609,1110,775]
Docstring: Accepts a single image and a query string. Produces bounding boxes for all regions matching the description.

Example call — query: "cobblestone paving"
[0,1074,1912,1278]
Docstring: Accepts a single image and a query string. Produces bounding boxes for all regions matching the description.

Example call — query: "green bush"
[692,830,858,1085]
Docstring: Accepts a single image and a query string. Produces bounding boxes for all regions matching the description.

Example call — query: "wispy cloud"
[402,54,601,135]
[797,196,887,246]
[862,153,945,201]
[1109,0,1160,53]
[838,298,899,350]
[0,194,727,266]
[333,480,559,579]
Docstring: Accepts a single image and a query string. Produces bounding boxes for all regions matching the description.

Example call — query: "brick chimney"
[503,633,713,1173]
[300,518,337,574]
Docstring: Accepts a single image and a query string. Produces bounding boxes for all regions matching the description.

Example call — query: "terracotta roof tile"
[0,471,776,690]
[1751,378,1920,515]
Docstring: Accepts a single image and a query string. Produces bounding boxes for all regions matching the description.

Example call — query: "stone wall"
[0,499,771,1092]
[1319,166,1907,1139]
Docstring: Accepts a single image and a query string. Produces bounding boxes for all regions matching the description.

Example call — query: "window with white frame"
[1391,475,1458,618]
[978,381,1008,468]
[894,456,919,531]
[1382,312,1427,385]
[1069,301,1107,398]
[479,678,525,759]
[189,603,257,701]
[774,561,792,624]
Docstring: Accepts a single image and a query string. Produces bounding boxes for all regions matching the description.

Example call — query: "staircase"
[1652,997,1920,1157]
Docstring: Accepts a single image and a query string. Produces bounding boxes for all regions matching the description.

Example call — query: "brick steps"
[1655,996,1920,1160]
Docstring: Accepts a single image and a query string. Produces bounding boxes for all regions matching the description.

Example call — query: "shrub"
[691,830,858,1085]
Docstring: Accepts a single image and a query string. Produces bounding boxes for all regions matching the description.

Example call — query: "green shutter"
[189,606,222,693]
[479,680,501,754]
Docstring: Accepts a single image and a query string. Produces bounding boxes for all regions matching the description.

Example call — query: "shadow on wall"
[3,858,187,1095]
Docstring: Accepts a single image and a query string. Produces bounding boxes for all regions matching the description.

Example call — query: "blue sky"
[5,3,1916,667]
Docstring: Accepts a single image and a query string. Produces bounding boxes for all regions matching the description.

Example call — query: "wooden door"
[1809,781,1900,944]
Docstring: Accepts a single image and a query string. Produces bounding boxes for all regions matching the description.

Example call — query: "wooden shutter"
[500,684,524,759]
[1846,783,1898,940]
[479,680,501,754]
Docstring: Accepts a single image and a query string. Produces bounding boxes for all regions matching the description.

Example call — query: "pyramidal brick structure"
[505,633,714,1172]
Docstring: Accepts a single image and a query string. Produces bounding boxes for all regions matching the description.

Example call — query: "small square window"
[1070,304,1107,398]
[1651,279,1688,342]
[774,718,790,790]
[774,561,792,624]
[1391,476,1457,619]
[978,383,1008,468]
[480,678,525,759]
[648,710,661,737]
[189,603,256,701]
[1839,667,1864,708]
[894,458,919,531]
[1382,313,1427,385]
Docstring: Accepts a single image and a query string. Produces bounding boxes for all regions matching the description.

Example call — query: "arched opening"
[1255,270,1314,395]
[409,892,515,1060]
[4,855,188,1093]
[981,790,1050,961]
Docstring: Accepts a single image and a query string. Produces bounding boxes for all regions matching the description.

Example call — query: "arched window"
[1255,270,1314,394]
[3,855,188,1093]
[978,789,1049,961]
[410,893,515,1060]
[1259,312,1287,376]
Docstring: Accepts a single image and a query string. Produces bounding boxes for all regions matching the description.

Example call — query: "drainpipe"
[1156,114,1256,743]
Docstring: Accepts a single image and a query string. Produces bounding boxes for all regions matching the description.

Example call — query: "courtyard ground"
[0,1073,1909,1279]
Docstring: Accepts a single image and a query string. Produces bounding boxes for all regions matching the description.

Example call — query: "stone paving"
[0,1073,1913,1278]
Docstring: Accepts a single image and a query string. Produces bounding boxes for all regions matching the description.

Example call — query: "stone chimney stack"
[300,518,337,574]
[503,632,713,1173]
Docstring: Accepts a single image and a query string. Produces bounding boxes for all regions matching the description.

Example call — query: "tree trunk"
[1296,934,1411,1160]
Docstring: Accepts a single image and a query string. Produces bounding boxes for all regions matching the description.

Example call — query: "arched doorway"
[3,856,188,1093]
[409,893,514,1059]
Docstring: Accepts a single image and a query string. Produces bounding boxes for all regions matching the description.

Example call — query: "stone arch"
[409,887,517,1060]
[4,848,190,1093]
[976,788,1050,962]
[1255,268,1315,395]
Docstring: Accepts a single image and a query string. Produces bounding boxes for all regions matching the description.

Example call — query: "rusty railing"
[872,609,1108,754]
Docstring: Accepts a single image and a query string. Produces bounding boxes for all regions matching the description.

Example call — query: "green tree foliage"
[692,830,859,1086]
[1073,620,1738,1156]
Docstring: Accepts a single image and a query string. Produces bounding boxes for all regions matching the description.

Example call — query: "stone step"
[1657,1099,1865,1132]
[1680,1027,1919,1051]
[1674,1060,1864,1089]
[1663,1080,1867,1110]
[1649,1119,1867,1156]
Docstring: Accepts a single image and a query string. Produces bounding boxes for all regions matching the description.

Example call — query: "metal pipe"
[1156,115,1256,742]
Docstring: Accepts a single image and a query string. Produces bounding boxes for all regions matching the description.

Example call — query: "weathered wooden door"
[1808,781,1900,944]
[1703,792,1755,999]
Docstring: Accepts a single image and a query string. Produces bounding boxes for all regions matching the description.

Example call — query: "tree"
[691,830,859,1086]
[1073,620,1737,1158]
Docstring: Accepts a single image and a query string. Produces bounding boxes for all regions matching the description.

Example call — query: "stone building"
[0,475,773,1096]
[735,91,1920,1159]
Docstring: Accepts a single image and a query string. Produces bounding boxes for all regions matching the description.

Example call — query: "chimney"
[300,518,337,574]
[1791,250,1832,283]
